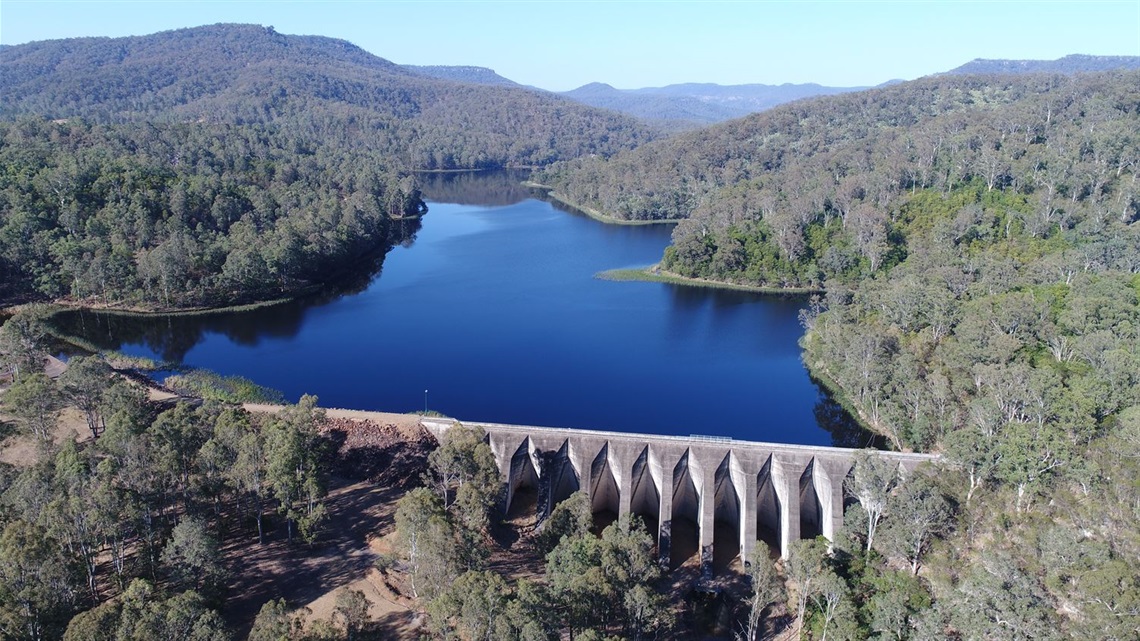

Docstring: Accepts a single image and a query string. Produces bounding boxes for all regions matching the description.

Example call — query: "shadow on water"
[814,384,888,449]
[416,169,536,206]
[54,302,307,363]
[667,284,808,311]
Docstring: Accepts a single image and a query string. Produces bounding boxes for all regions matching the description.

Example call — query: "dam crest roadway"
[421,418,938,575]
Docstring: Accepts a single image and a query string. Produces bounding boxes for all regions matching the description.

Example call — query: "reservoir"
[57,172,871,447]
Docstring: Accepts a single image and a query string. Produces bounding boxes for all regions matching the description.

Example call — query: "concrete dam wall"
[421,418,938,574]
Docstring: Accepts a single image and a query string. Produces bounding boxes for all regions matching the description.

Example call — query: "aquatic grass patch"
[163,369,285,405]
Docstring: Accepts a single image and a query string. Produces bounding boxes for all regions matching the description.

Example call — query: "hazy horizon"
[2,1,1137,92]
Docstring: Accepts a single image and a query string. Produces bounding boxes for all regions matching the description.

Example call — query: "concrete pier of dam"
[421,418,938,574]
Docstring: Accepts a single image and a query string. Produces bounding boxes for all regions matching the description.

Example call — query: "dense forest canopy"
[401,65,522,88]
[947,54,1140,75]
[0,24,654,170]
[0,117,424,307]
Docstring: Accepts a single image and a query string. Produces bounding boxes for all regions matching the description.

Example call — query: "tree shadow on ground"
[220,477,404,637]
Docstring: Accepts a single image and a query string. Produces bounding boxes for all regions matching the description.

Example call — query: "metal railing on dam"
[422,418,938,574]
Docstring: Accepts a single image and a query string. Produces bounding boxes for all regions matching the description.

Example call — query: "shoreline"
[800,348,915,453]
[415,165,541,175]
[32,296,300,318]
[597,266,822,295]
[523,182,679,227]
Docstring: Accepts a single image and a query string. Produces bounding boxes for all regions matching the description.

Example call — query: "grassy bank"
[597,266,822,295]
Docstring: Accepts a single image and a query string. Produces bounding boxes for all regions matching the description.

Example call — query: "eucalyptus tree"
[61,579,230,641]
[0,310,50,381]
[46,440,103,601]
[428,570,512,641]
[427,422,500,532]
[333,588,370,641]
[160,516,225,598]
[537,490,592,554]
[785,538,829,641]
[0,519,82,641]
[148,402,212,511]
[247,599,301,641]
[264,395,327,544]
[544,518,666,640]
[57,356,112,439]
[739,543,783,641]
[394,487,459,600]
[845,450,899,555]
[877,476,952,575]
[2,373,62,442]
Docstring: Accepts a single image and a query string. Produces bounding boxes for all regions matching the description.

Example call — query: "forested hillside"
[0,118,426,307]
[539,70,1140,639]
[0,24,655,308]
[538,72,1138,286]
[401,64,522,88]
[0,24,653,170]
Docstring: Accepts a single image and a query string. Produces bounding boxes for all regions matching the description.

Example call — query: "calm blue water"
[58,174,870,446]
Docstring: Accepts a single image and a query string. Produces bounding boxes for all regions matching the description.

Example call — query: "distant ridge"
[948,54,1140,75]
[0,24,654,170]
[402,64,521,87]
[560,81,870,129]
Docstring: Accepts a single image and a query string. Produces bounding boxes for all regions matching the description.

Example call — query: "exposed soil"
[0,405,90,466]
[0,355,88,466]
[221,409,437,638]
[220,476,423,638]
[1,386,784,640]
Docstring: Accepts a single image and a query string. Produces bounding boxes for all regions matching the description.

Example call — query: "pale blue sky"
[2,1,1138,91]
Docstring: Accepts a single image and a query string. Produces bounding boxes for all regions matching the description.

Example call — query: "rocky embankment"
[316,414,435,487]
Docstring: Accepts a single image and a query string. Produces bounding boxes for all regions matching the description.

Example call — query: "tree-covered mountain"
[0,24,658,309]
[948,53,1140,75]
[401,64,522,88]
[0,24,654,170]
[560,80,871,129]
[538,70,1140,638]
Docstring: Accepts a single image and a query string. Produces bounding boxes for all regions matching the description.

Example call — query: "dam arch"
[629,447,661,544]
[549,441,581,512]
[756,456,782,556]
[712,453,743,571]
[589,445,621,530]
[799,459,823,540]
[506,438,540,520]
[670,451,701,569]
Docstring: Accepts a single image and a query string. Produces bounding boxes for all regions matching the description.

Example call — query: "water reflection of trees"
[55,300,307,362]
[52,216,424,363]
[417,169,536,206]
[814,386,887,450]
